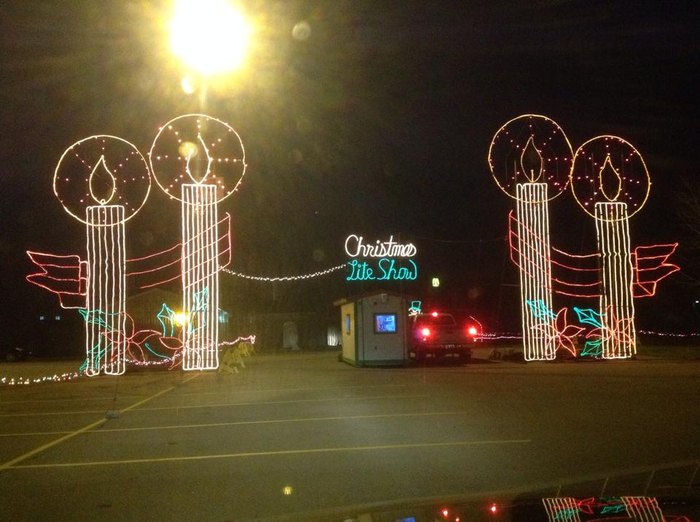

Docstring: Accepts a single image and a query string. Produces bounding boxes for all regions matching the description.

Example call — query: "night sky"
[1,1,698,344]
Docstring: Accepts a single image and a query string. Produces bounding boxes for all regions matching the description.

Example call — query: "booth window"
[374,313,397,334]
[345,314,351,334]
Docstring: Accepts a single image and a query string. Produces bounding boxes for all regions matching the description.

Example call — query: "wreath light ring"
[488,114,574,203]
[149,113,247,205]
[53,135,151,226]
[570,135,651,221]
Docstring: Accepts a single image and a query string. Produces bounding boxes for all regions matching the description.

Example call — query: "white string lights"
[24,111,677,371]
[54,135,151,376]
[516,183,556,360]
[489,114,573,361]
[148,114,247,203]
[181,184,219,370]
[492,115,672,361]
[150,114,247,372]
[571,136,650,359]
[85,205,126,375]
[222,264,346,282]
[570,135,650,220]
[53,135,151,226]
[595,203,636,358]
[1,372,82,386]
[488,114,573,201]
[0,333,258,387]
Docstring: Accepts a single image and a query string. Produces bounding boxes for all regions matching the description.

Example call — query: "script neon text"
[346,258,418,281]
[344,235,417,258]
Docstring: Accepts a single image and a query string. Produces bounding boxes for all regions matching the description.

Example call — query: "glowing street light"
[169,0,252,77]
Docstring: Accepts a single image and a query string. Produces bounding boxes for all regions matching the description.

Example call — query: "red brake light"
[468,326,478,336]
[431,311,439,317]
[421,327,431,338]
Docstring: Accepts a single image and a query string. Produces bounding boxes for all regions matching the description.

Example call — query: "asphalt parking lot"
[1,349,699,520]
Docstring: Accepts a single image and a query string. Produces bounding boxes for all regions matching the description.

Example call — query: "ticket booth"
[339,292,409,366]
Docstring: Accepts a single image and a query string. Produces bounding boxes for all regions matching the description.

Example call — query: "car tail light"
[421,327,431,338]
[431,311,439,317]
[467,326,478,336]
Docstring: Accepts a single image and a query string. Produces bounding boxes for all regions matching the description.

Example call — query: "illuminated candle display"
[53,135,151,375]
[571,135,650,358]
[150,114,246,371]
[489,114,573,361]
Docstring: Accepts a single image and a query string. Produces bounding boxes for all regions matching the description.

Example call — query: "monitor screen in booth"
[374,313,397,334]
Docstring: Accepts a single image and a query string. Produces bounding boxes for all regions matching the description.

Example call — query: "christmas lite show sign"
[344,234,418,281]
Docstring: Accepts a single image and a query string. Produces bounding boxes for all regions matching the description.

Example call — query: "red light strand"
[508,211,679,299]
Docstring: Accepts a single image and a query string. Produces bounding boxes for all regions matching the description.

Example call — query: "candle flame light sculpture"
[489,115,573,361]
[53,136,151,375]
[570,136,651,358]
[149,114,246,371]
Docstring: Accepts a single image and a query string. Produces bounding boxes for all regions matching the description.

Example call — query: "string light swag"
[222,264,346,282]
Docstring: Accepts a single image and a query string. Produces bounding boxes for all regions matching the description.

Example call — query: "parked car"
[409,311,482,362]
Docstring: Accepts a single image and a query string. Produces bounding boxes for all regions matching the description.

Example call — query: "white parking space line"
[0,394,143,405]
[0,417,110,471]
[0,409,126,418]
[178,383,410,397]
[0,430,73,437]
[94,410,473,433]
[7,439,533,470]
[0,374,199,470]
[0,410,466,438]
[131,394,430,413]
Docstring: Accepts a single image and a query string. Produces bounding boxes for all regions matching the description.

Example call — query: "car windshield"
[418,314,457,327]
[1,2,698,521]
